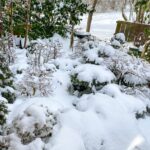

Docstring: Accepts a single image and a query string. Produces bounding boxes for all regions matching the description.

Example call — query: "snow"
[72,64,116,84]
[99,45,116,56]
[80,12,123,39]
[113,33,126,44]
[111,39,121,48]
[84,49,104,64]
[1,12,150,150]
[4,39,150,150]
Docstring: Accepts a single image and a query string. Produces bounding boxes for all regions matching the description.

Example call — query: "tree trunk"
[0,0,3,37]
[129,0,134,21]
[9,1,13,34]
[8,1,14,48]
[24,0,31,48]
[122,0,128,21]
[70,25,74,50]
[136,5,142,23]
[86,0,98,32]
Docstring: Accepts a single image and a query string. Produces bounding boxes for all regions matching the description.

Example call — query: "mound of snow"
[7,98,62,144]
[112,33,126,44]
[98,45,116,57]
[54,58,80,71]
[83,49,104,64]
[100,84,121,98]
[72,64,116,84]
[7,104,57,144]
[111,39,121,49]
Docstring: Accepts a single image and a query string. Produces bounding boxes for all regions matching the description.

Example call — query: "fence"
[115,21,150,45]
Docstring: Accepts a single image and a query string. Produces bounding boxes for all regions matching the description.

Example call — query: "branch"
[122,0,128,21]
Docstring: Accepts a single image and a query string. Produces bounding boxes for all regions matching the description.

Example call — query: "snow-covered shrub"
[0,43,15,132]
[17,66,53,97]
[111,39,121,49]
[70,64,116,95]
[27,39,62,68]
[0,97,8,127]
[6,105,57,144]
[82,42,115,64]
[97,45,116,57]
[0,52,15,103]
[82,41,99,51]
[111,33,125,49]
[121,86,150,103]
[54,58,80,71]
[111,33,125,44]
[102,51,150,87]
[0,37,15,64]
[83,49,104,65]
[17,39,63,97]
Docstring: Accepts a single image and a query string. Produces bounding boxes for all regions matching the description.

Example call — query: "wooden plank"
[115,20,150,44]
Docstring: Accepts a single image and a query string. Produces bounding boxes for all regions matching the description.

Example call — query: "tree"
[24,0,31,48]
[61,0,88,48]
[0,38,15,130]
[2,0,87,46]
[86,0,98,32]
[0,0,3,36]
[121,0,150,23]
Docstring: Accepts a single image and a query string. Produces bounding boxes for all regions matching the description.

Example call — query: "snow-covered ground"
[1,13,150,150]
[80,12,123,39]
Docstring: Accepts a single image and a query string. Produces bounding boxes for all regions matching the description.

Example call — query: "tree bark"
[86,0,98,32]
[24,0,31,48]
[0,0,3,37]
[70,25,74,50]
[121,0,128,21]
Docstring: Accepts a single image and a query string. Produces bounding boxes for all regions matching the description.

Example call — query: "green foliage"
[2,0,88,39]
[0,40,15,103]
[0,39,15,126]
[134,0,150,23]
[70,74,108,96]
[0,100,8,126]
[128,47,141,57]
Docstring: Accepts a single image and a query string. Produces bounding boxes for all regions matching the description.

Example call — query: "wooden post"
[115,21,122,33]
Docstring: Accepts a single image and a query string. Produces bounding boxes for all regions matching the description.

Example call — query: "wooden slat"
[115,21,150,44]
